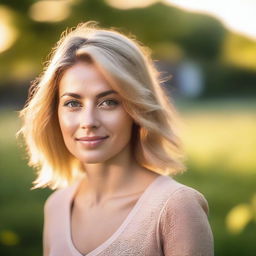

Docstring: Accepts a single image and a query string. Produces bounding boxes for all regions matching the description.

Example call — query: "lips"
[75,135,109,149]
[76,136,109,141]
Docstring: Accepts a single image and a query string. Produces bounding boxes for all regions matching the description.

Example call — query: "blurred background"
[0,0,255,255]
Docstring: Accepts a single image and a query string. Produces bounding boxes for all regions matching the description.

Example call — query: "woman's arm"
[158,187,214,256]
[43,199,50,256]
[43,191,56,256]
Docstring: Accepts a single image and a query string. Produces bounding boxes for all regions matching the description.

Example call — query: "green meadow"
[0,99,255,255]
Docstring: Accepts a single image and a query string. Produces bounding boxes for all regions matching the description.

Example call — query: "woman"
[18,22,214,256]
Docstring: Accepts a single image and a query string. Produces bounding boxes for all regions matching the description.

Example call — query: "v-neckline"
[65,174,165,256]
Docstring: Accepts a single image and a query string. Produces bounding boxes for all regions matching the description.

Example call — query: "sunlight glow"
[105,0,158,9]
[164,0,256,40]
[226,204,253,234]
[183,112,256,174]
[0,6,18,53]
[222,33,256,70]
[29,0,71,22]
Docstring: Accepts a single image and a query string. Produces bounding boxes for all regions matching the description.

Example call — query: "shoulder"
[44,189,64,214]
[158,178,214,255]
[43,185,72,215]
[159,176,209,217]
[168,185,209,216]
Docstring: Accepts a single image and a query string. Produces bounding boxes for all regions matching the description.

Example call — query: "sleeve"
[158,187,214,256]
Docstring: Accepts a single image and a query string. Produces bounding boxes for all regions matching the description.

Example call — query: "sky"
[106,0,256,40]
[163,0,256,40]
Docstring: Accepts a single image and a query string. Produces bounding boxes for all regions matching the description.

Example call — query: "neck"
[79,145,140,205]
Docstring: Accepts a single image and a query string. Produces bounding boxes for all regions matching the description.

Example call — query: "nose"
[80,106,100,130]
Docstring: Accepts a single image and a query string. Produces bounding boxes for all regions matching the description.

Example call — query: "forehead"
[58,62,112,95]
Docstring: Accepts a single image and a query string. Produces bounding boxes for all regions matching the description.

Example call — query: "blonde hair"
[17,21,186,190]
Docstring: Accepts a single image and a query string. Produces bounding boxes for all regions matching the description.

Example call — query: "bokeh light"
[226,204,253,234]
[29,0,72,22]
[0,230,20,246]
[0,6,18,53]
[105,0,158,9]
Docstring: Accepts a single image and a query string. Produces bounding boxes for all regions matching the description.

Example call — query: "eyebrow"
[60,90,117,99]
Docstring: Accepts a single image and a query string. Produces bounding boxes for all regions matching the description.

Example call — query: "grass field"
[0,98,255,255]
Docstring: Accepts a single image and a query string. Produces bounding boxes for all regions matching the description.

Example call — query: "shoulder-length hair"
[17,21,186,190]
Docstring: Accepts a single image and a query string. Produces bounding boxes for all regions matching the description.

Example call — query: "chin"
[81,158,103,164]
[76,153,113,164]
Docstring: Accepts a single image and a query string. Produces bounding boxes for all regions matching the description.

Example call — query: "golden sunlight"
[105,0,158,9]
[164,0,256,40]
[0,6,18,53]
[29,0,71,22]
[183,112,256,174]
[226,203,253,234]
[222,33,256,70]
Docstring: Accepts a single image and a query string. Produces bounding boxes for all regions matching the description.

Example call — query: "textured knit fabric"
[43,175,214,256]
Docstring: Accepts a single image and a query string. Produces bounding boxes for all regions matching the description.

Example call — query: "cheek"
[58,109,78,138]
[104,109,134,137]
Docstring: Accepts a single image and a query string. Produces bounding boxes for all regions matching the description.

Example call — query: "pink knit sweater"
[43,175,214,256]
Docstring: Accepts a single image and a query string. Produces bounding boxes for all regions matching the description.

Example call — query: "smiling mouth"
[76,136,109,141]
[75,136,109,148]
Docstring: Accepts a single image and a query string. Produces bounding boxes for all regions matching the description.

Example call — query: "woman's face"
[58,62,134,164]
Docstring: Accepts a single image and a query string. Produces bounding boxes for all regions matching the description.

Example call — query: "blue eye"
[63,100,82,108]
[100,99,119,108]
[62,99,119,109]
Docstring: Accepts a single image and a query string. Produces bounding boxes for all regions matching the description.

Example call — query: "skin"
[58,62,159,205]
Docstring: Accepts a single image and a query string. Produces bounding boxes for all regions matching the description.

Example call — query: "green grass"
[0,109,51,255]
[175,98,256,256]
[0,99,255,255]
